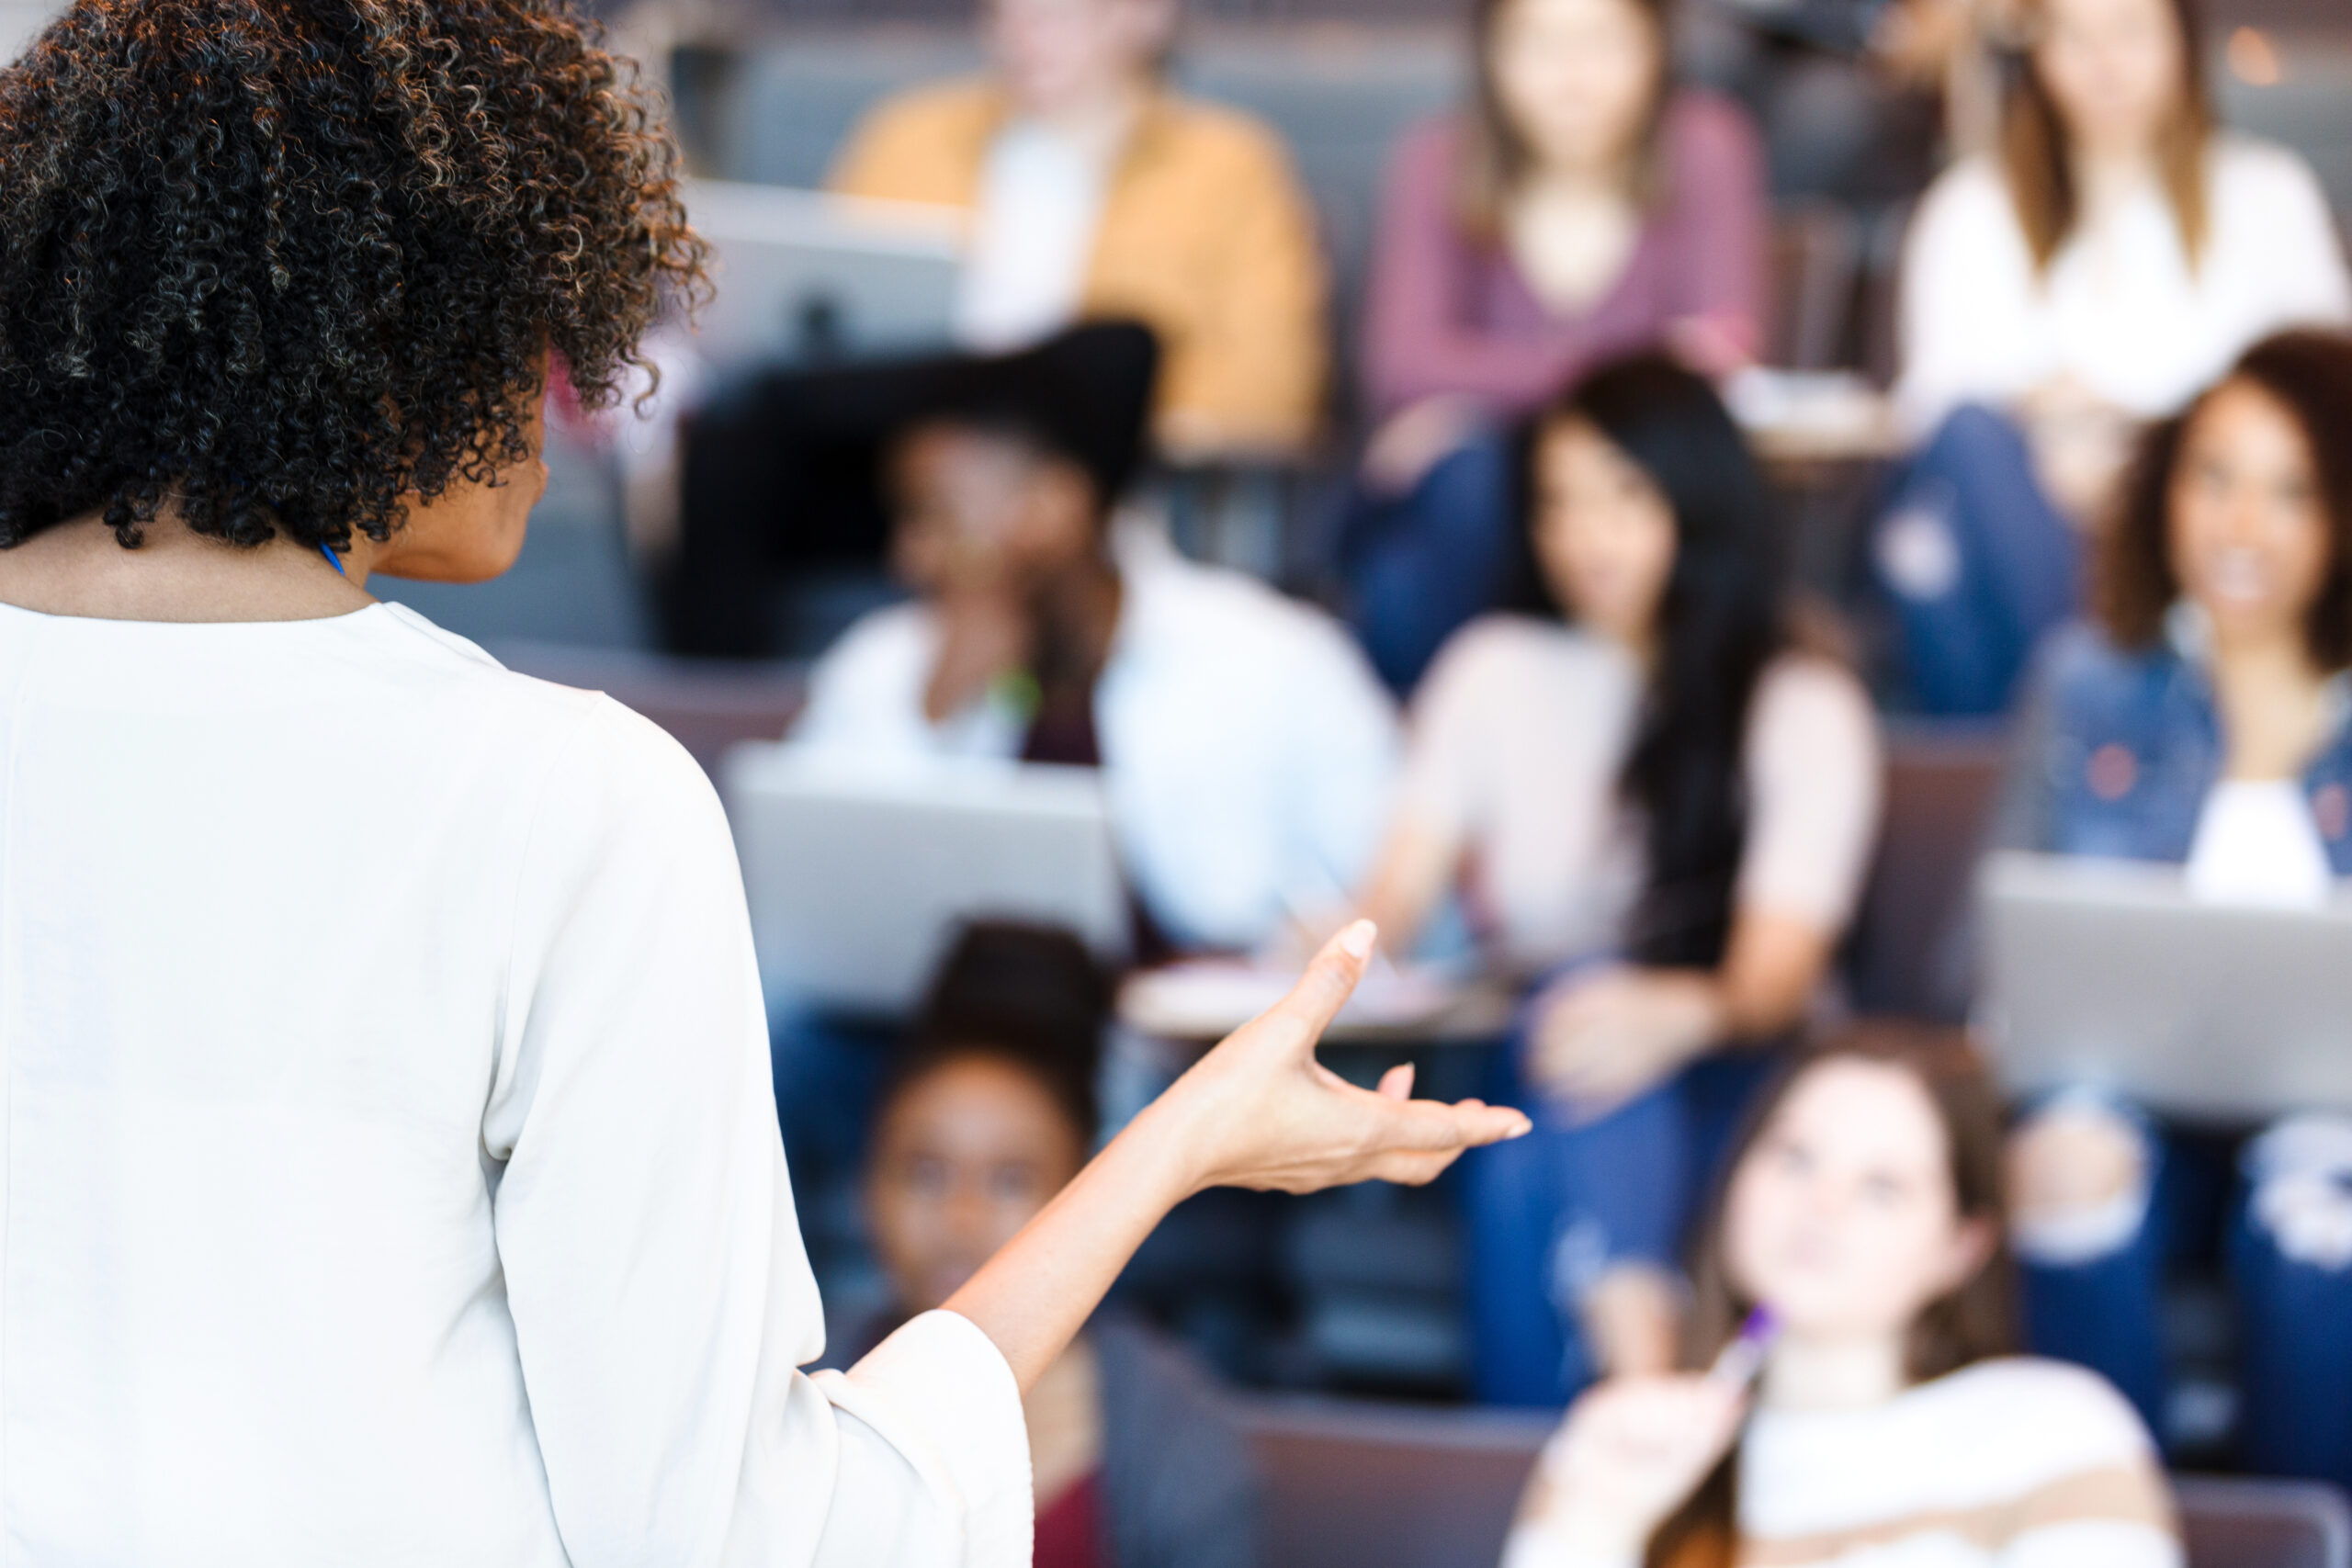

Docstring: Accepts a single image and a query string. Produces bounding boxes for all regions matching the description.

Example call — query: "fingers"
[1377,1062,1415,1100]
[1267,919,1375,1040]
[1364,1092,1532,1156]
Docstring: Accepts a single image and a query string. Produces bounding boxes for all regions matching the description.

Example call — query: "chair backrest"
[1767,201,1861,373]
[1235,1394,1549,1568]
[1844,720,2009,1021]
[2179,1475,2352,1568]
[1238,1393,2352,1568]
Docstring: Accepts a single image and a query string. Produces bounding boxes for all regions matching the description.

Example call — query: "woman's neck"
[1758,1331,1908,1413]
[2210,620,2333,781]
[1018,73,1148,156]
[2071,141,2161,224]
[1520,152,1635,205]
[0,509,379,624]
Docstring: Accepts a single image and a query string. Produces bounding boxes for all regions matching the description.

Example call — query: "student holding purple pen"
[1502,1025,2181,1568]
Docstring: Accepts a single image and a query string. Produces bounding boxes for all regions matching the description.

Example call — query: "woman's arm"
[1530,660,1880,1112]
[949,921,1529,1390]
[1345,810,1464,964]
[1525,907,1838,1112]
[1667,95,1769,370]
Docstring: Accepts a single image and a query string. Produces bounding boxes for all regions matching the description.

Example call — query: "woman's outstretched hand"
[942,921,1531,1392]
[1150,920,1532,1196]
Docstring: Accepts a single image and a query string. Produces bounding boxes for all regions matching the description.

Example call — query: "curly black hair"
[0,0,706,550]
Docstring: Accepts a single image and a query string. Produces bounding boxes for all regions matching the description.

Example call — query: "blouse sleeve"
[1894,164,2042,436]
[482,696,1030,1568]
[2245,145,2352,330]
[1359,120,1585,417]
[1735,657,1884,934]
[1162,117,1330,451]
[1396,620,1511,842]
[1666,94,1769,361]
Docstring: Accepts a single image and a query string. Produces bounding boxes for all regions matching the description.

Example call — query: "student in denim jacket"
[1989,329,2352,1488]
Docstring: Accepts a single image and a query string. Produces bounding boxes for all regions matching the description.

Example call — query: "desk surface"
[1118,962,1520,1046]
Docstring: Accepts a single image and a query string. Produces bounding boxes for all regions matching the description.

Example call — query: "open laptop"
[1975,850,2352,1122]
[720,743,1128,1017]
[682,179,963,371]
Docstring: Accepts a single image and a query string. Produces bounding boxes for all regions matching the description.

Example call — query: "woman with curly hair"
[1989,329,2352,1485]
[0,5,1527,1563]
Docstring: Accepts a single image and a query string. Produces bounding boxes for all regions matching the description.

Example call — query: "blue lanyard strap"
[320,541,345,577]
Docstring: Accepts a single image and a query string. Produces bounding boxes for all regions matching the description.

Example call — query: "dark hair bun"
[888,920,1114,1144]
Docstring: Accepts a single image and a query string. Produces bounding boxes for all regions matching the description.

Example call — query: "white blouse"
[0,600,1029,1566]
[1396,617,1883,973]
[1896,134,2352,434]
[956,118,1113,352]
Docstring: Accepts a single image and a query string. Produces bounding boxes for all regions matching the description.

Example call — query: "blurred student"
[844,923,1258,1568]
[1501,1026,2179,1568]
[1340,357,1881,1403]
[830,0,1326,457]
[793,323,1397,956]
[1988,330,2352,1485]
[1875,0,2351,715]
[1342,0,1768,691]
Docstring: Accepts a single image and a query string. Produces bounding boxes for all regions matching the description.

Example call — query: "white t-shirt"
[1396,616,1883,973]
[2185,777,2335,908]
[1896,135,2352,434]
[0,600,1029,1567]
[1508,1359,2178,1568]
[793,526,1400,951]
[956,118,1112,352]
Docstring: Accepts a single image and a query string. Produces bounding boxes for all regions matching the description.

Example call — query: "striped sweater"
[1509,1359,2179,1568]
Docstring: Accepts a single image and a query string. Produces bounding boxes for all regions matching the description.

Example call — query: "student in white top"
[1871,0,2352,715]
[1502,1024,2179,1568]
[1337,356,1882,1404]
[1986,330,2352,1486]
[0,8,1529,1564]
[793,325,1399,957]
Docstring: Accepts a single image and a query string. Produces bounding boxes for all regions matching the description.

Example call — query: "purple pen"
[1706,1303,1781,1388]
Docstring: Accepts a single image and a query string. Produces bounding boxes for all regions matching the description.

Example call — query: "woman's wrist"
[1101,1085,1217,1214]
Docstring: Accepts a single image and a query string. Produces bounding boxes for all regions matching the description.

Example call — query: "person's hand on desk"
[1527,966,1724,1120]
[944,922,1532,1391]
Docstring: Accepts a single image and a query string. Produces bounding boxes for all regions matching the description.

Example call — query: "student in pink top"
[1340,0,1770,691]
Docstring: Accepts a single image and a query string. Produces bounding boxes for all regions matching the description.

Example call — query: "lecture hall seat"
[1234,1393,2352,1568]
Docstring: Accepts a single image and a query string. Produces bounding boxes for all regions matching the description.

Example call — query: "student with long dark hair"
[1344,355,1882,1403]
[1500,1026,2177,1568]
[1990,330,2352,1486]
[1340,0,1769,691]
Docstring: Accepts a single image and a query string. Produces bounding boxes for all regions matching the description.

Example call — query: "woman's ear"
[1935,1214,2000,1297]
